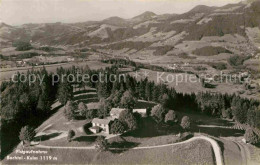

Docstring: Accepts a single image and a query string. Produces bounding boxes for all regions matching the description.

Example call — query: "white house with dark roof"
[90,118,113,134]
[110,108,126,119]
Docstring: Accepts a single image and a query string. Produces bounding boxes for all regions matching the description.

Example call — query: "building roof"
[89,126,101,130]
[92,118,113,125]
[110,108,126,116]
[87,102,100,110]
[133,109,147,114]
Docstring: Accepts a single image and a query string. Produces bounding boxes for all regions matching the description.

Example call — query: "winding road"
[35,135,224,165]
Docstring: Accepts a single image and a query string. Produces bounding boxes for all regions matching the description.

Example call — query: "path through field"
[34,135,224,165]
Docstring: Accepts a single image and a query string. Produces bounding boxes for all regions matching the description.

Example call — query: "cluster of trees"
[150,104,190,129]
[93,64,260,132]
[196,92,260,128]
[244,128,259,144]
[2,61,260,156]
[1,68,58,158]
[19,125,36,146]
[12,41,32,51]
[102,58,185,73]
[153,45,174,56]
[209,62,227,70]
[192,46,232,56]
[228,55,250,67]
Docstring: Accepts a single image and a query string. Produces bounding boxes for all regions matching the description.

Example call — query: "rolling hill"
[0,1,259,59]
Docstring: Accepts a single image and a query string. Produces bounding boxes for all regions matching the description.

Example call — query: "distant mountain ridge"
[0,1,259,57]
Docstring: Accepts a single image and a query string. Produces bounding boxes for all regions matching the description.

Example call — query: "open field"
[4,139,215,164]
[3,85,250,164]
[33,87,98,147]
[129,69,244,95]
[0,60,111,82]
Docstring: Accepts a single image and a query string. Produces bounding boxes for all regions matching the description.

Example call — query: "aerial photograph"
[0,0,259,164]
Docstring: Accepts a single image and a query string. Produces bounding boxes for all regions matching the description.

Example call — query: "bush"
[95,136,108,152]
[120,90,137,110]
[210,62,227,70]
[78,102,88,117]
[244,128,259,144]
[119,110,138,131]
[13,41,32,51]
[181,116,191,130]
[222,108,232,119]
[19,125,36,145]
[85,109,97,119]
[151,104,167,123]
[164,110,177,124]
[64,101,76,121]
[179,132,194,141]
[194,66,207,71]
[228,55,250,66]
[67,130,76,142]
[153,46,174,56]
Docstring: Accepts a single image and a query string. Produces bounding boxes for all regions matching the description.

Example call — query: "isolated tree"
[152,86,159,102]
[159,93,170,108]
[145,82,152,101]
[37,95,51,114]
[244,128,259,144]
[120,90,137,109]
[164,110,177,124]
[233,102,248,124]
[97,82,109,99]
[181,116,191,130]
[19,125,36,145]
[151,104,167,123]
[67,130,76,142]
[119,110,138,131]
[95,136,108,152]
[221,108,232,119]
[98,98,112,118]
[14,41,32,51]
[64,101,76,121]
[78,102,88,117]
[110,90,123,107]
[57,81,73,105]
[85,109,97,119]
[110,119,125,134]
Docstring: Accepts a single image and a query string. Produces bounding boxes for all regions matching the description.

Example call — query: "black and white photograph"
[0,0,260,164]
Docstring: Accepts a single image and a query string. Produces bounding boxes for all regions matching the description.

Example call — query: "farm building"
[110,108,126,119]
[133,109,147,117]
[67,57,75,62]
[90,118,113,134]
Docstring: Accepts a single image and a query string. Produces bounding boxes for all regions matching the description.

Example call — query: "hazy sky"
[0,0,243,25]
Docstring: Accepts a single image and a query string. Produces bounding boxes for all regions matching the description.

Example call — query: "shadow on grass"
[34,132,62,142]
[73,136,98,142]
[204,83,217,89]
[109,140,140,154]
[123,117,183,138]
[254,143,260,148]
[192,125,244,137]
[83,123,93,135]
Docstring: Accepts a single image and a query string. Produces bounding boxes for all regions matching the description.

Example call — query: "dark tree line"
[1,62,260,158]
[92,64,260,132]
[0,68,58,159]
